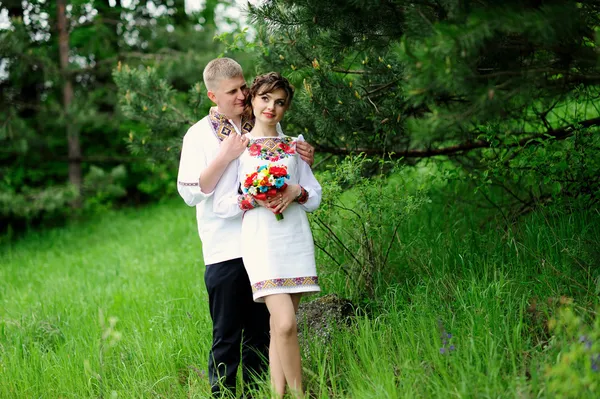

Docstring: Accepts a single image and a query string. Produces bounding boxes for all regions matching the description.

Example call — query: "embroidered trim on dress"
[238,194,258,210]
[247,137,296,161]
[178,181,199,186]
[251,276,319,294]
[209,107,254,141]
[296,186,309,204]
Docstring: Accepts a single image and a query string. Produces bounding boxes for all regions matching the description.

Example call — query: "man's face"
[207,76,247,119]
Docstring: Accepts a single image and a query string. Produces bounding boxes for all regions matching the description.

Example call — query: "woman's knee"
[271,315,297,338]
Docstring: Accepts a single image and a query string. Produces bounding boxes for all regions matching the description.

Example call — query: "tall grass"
[310,170,600,397]
[1,194,599,397]
[1,202,212,398]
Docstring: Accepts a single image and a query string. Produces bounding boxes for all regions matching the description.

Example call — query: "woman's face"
[251,87,289,126]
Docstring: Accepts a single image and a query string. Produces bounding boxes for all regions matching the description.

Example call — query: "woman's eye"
[261,96,269,101]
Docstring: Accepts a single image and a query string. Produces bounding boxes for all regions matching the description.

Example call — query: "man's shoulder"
[183,115,213,141]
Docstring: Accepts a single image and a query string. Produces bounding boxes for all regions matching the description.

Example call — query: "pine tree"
[243,0,600,209]
[0,0,234,230]
[111,0,600,212]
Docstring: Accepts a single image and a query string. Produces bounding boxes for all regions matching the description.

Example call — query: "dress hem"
[253,286,321,303]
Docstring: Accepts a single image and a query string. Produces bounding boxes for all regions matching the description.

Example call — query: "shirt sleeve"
[294,134,321,212]
[296,154,322,212]
[177,125,213,206]
[213,159,245,219]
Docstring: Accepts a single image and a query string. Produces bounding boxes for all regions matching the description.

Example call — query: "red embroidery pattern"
[296,186,309,204]
[238,194,258,210]
[247,137,296,161]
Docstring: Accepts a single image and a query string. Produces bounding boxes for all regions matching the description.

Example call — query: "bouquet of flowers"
[242,163,290,220]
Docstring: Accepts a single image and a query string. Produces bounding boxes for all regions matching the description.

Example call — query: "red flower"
[279,142,295,154]
[244,172,258,188]
[269,165,288,177]
[249,143,261,156]
[240,197,255,210]
[260,176,270,186]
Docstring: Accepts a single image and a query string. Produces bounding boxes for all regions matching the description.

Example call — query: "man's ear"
[207,90,217,104]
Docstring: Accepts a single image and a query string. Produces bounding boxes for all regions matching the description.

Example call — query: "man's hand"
[296,141,315,166]
[199,133,248,194]
[219,133,249,162]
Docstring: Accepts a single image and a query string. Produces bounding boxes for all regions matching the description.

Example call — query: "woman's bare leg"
[264,293,304,398]
[269,317,286,397]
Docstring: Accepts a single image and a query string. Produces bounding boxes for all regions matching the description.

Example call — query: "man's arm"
[212,161,247,219]
[199,133,249,194]
[177,127,210,207]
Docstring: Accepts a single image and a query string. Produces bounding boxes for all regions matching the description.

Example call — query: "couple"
[177,57,321,398]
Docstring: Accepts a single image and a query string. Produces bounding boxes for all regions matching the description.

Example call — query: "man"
[177,58,315,397]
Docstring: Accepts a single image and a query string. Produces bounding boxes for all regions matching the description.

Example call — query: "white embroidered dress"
[213,133,322,302]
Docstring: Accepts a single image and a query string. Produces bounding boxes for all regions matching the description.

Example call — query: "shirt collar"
[209,107,255,141]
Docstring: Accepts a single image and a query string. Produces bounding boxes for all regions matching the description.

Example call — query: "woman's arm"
[295,156,322,212]
[267,155,322,214]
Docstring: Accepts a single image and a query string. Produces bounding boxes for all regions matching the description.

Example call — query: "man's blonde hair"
[203,58,244,91]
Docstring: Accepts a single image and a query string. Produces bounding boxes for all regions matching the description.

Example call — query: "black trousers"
[204,258,270,397]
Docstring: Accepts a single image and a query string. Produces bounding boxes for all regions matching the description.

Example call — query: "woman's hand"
[253,197,270,209]
[296,141,315,166]
[267,185,301,214]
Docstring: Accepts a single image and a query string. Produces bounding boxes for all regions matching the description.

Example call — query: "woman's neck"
[250,121,278,138]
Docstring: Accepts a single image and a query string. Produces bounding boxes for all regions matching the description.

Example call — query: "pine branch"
[315,117,600,159]
[331,67,388,75]
[48,155,146,163]
[71,50,187,73]
[125,87,195,126]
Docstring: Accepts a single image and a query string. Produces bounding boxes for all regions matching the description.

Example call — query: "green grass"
[301,205,600,398]
[1,196,599,398]
[1,201,212,398]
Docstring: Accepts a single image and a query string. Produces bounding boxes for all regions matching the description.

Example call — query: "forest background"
[2,0,600,397]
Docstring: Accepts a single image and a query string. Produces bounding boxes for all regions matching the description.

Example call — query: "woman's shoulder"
[281,133,306,142]
[279,135,298,142]
[279,132,306,143]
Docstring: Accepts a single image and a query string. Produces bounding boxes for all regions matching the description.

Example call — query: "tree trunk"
[57,0,82,208]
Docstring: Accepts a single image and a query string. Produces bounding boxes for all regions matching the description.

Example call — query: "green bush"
[312,154,428,302]
[542,301,600,398]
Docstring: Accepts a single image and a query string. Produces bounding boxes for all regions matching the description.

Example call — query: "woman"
[213,72,321,398]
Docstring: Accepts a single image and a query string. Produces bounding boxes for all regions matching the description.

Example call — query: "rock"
[296,294,356,356]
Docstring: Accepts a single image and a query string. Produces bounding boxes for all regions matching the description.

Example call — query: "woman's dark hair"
[244,72,294,113]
